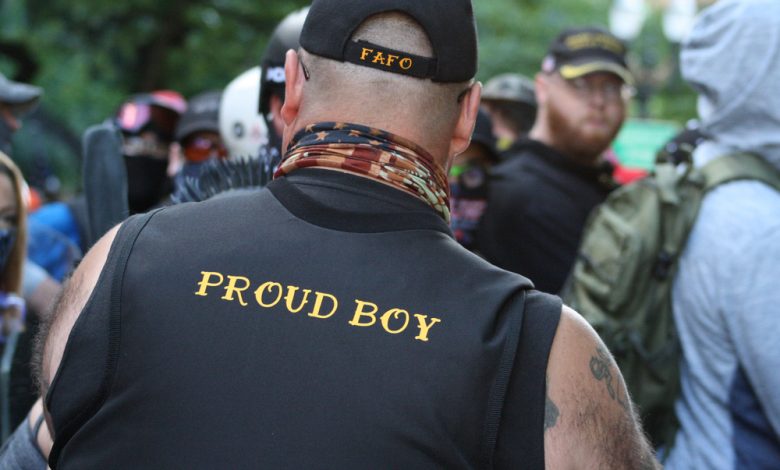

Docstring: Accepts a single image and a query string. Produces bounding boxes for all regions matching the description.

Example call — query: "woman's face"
[0,172,17,231]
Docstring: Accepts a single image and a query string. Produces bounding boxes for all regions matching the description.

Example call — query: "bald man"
[32,1,658,468]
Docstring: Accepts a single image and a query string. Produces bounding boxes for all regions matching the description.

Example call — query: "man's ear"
[280,49,304,127]
[448,82,482,159]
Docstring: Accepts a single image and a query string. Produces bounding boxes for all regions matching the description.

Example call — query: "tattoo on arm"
[589,346,629,413]
[544,375,559,431]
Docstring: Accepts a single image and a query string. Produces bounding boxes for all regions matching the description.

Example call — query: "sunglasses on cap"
[183,136,228,163]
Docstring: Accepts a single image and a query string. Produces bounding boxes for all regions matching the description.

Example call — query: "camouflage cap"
[481,73,536,108]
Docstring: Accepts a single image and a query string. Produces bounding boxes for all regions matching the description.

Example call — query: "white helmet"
[219,66,269,160]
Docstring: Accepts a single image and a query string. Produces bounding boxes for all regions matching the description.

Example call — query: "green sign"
[612,119,680,170]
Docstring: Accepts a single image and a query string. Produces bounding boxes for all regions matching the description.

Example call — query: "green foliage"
[474,0,612,81]
[1,0,697,193]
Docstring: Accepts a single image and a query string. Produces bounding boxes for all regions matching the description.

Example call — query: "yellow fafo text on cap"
[359,47,414,70]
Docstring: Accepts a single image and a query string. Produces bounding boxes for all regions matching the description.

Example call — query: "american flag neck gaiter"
[274,122,451,223]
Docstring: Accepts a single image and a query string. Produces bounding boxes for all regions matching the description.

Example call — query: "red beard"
[546,98,623,165]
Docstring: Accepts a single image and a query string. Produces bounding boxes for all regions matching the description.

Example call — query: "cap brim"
[481,94,537,108]
[0,81,42,107]
[558,61,633,85]
[481,88,537,105]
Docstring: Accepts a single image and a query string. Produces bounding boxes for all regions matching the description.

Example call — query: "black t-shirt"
[46,169,561,469]
[478,139,617,294]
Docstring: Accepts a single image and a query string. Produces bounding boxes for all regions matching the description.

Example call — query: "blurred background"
[0,0,715,197]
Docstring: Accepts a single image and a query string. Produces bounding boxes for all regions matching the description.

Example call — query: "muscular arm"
[544,306,660,469]
[35,225,119,405]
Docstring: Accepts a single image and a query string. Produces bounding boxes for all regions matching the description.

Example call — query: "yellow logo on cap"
[565,33,625,55]
[360,47,414,70]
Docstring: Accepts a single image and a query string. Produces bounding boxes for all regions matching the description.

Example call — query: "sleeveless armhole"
[480,289,527,469]
[46,210,159,468]
[492,291,562,470]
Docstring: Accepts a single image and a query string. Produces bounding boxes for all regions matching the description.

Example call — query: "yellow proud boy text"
[195,271,442,342]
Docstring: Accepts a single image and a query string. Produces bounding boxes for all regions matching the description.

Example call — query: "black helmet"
[258,7,309,117]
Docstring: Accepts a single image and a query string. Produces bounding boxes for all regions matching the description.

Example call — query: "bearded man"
[478,27,632,294]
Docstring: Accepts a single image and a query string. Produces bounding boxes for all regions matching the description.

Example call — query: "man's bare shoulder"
[543,305,660,469]
[39,224,120,394]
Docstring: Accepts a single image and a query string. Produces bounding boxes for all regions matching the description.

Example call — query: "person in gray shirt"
[666,1,780,468]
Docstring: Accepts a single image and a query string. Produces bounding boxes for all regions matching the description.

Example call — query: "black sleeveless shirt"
[46,169,561,469]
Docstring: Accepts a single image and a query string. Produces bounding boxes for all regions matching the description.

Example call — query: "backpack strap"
[653,153,780,281]
[702,153,780,192]
[653,161,706,280]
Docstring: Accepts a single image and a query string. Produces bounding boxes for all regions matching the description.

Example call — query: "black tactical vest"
[46,170,561,469]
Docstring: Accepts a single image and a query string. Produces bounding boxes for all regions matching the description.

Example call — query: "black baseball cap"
[300,0,478,83]
[175,91,222,142]
[481,73,536,108]
[542,27,633,84]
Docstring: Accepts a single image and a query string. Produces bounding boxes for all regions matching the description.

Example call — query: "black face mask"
[0,117,14,156]
[0,227,17,273]
[124,156,171,214]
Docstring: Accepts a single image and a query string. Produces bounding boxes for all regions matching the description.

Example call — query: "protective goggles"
[115,101,182,142]
[116,102,152,134]
[183,136,228,163]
